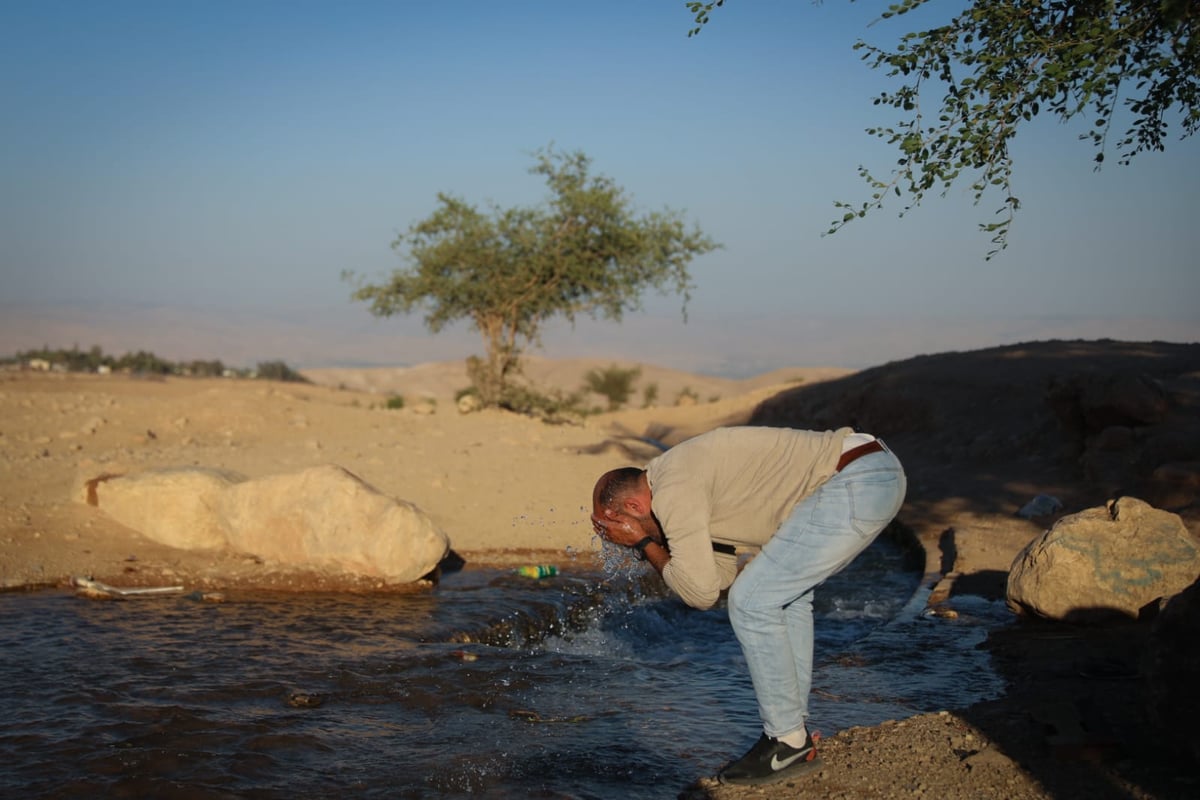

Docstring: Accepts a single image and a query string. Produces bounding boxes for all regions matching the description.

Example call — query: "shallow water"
[0,539,1012,798]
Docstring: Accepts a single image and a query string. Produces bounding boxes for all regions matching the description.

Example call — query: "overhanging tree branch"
[688,1,1199,258]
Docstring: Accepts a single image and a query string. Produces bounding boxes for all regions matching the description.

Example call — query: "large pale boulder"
[1007,497,1200,622]
[218,465,449,583]
[84,465,450,586]
[82,467,243,550]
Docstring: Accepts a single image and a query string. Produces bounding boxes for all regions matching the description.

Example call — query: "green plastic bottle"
[514,565,558,579]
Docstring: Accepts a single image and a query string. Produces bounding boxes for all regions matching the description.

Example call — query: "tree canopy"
[688,0,1199,256]
[346,146,719,408]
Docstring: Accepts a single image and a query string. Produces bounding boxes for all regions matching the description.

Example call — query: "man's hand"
[590,508,649,548]
[591,507,669,575]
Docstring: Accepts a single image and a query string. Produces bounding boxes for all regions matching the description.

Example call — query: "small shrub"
[385,395,405,410]
[582,364,642,412]
[501,384,588,423]
[255,360,310,383]
[641,382,659,408]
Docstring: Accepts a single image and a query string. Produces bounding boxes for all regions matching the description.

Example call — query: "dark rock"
[1144,577,1200,767]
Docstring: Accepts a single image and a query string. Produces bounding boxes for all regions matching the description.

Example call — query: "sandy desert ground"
[0,359,853,587]
[2,344,1197,798]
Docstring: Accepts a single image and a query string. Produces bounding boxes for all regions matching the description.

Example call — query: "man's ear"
[622,495,648,516]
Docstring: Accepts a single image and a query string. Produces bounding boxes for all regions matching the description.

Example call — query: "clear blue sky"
[2,0,1197,372]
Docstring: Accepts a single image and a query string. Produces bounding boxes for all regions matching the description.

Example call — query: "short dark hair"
[597,467,645,508]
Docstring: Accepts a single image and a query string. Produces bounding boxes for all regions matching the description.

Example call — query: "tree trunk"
[469,317,520,408]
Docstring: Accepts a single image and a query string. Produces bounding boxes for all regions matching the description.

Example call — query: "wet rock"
[287,691,324,708]
[1007,497,1200,622]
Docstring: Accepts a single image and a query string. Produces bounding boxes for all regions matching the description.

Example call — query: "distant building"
[28,358,50,371]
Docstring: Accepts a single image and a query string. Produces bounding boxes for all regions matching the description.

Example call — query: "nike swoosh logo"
[770,749,811,771]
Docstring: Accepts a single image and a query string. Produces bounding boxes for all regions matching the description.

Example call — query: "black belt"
[836,439,885,471]
[712,542,736,556]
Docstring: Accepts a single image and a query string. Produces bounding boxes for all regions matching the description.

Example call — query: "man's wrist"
[632,536,655,560]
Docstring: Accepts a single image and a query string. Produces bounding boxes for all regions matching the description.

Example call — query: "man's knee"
[727,578,746,618]
[727,577,777,623]
[727,577,762,625]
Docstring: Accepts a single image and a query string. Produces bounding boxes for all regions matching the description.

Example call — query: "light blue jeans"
[727,447,906,740]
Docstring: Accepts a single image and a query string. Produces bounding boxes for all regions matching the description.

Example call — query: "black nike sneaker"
[719,731,821,786]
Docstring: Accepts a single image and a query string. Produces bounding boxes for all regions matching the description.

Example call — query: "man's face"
[590,473,661,544]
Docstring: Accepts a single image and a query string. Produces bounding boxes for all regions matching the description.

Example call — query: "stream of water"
[0,538,1012,798]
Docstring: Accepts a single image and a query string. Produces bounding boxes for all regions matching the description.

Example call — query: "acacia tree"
[688,0,1199,256]
[347,147,719,408]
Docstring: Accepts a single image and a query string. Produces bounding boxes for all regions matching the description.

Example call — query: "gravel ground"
[679,621,1197,800]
